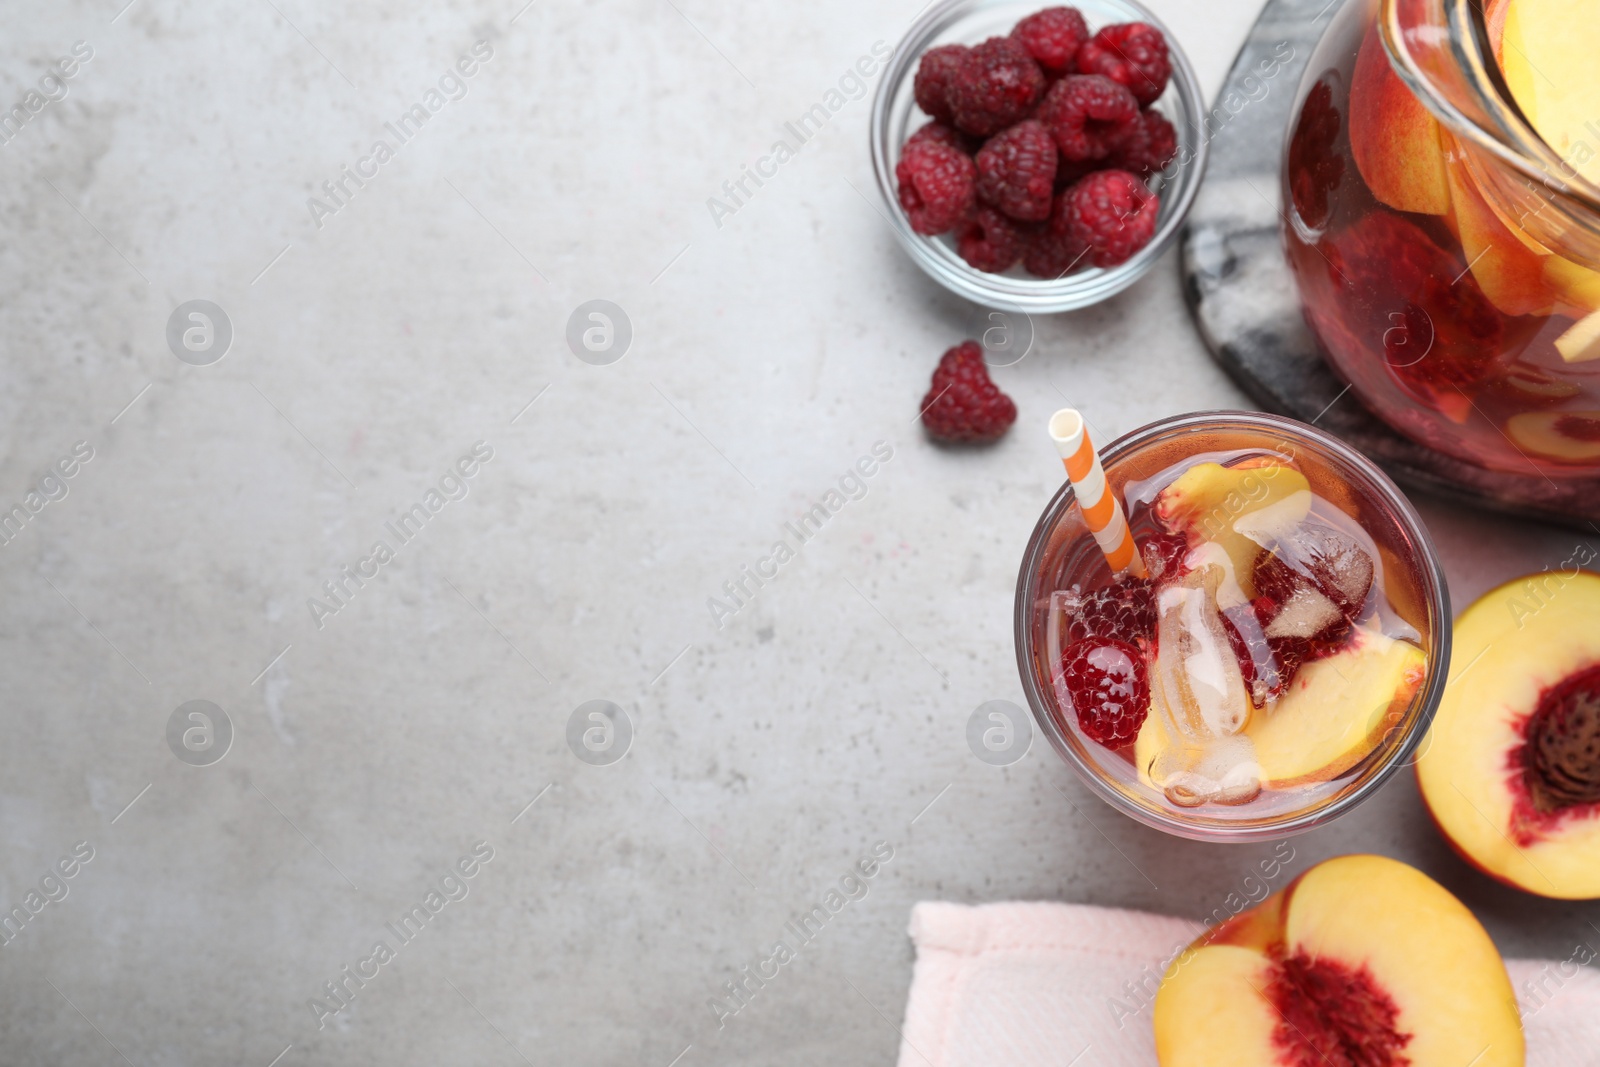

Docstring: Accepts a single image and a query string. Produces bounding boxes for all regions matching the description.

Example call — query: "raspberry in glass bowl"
[871,0,1208,313]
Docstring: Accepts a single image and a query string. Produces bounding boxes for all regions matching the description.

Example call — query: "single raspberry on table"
[1108,109,1178,178]
[1036,74,1140,162]
[1065,578,1157,650]
[975,119,1058,221]
[896,140,977,235]
[907,119,979,155]
[1063,169,1159,267]
[1061,636,1149,747]
[948,36,1047,137]
[957,207,1026,272]
[1077,22,1172,107]
[1012,6,1090,75]
[920,340,1018,443]
[914,44,969,123]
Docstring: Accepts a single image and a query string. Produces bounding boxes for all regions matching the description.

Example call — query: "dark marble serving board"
[1179,0,1600,532]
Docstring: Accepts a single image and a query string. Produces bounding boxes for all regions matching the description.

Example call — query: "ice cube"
[1263,582,1343,640]
[1270,519,1376,620]
[1152,563,1253,742]
[1184,540,1248,612]
[1152,734,1263,808]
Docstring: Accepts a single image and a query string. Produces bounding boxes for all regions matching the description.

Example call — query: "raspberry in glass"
[907,119,979,155]
[914,44,969,124]
[957,207,1026,272]
[975,119,1058,221]
[896,140,977,235]
[1108,109,1178,178]
[948,36,1047,137]
[1061,636,1150,747]
[1036,74,1140,162]
[1063,168,1159,267]
[1012,6,1090,75]
[1076,22,1172,107]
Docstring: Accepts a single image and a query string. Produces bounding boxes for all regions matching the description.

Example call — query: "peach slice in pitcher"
[1348,21,1450,216]
[1443,149,1557,318]
[1501,0,1600,188]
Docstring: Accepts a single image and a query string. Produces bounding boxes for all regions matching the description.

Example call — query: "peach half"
[1153,854,1524,1067]
[1348,21,1451,216]
[1418,570,1600,897]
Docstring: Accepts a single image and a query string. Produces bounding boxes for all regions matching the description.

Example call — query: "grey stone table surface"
[0,1,1592,1064]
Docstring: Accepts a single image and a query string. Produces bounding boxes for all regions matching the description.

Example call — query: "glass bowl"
[869,0,1210,313]
[1014,411,1452,841]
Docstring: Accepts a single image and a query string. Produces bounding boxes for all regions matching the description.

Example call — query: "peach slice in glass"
[1244,628,1424,788]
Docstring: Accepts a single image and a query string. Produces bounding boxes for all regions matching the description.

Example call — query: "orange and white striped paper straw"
[1049,408,1147,579]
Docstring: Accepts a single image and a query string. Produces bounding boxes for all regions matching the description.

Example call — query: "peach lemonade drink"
[1020,414,1440,833]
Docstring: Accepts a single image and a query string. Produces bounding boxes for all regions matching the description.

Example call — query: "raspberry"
[1077,22,1172,107]
[1323,212,1504,410]
[1012,6,1089,75]
[1063,169,1159,267]
[1061,637,1149,747]
[920,340,1018,443]
[1065,578,1156,649]
[907,119,979,155]
[1250,555,1352,662]
[1108,109,1178,178]
[1054,155,1097,192]
[1021,190,1083,277]
[975,119,1057,221]
[1022,225,1088,278]
[1140,528,1189,581]
[948,36,1046,137]
[914,44,969,123]
[1257,522,1375,620]
[1036,74,1140,162]
[1557,414,1600,441]
[957,207,1025,272]
[896,140,977,235]
[1222,603,1300,707]
[1286,77,1345,229]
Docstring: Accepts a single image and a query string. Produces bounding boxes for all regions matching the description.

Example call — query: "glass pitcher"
[1281,0,1600,476]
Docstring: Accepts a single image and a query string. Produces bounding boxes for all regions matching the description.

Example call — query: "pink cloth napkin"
[896,901,1600,1067]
